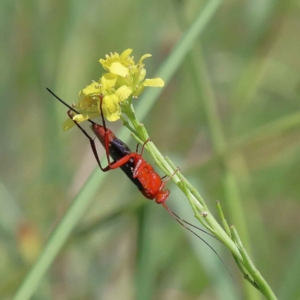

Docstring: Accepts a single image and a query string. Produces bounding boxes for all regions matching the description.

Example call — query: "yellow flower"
[63,49,165,130]
[62,79,121,130]
[99,49,164,97]
[62,82,101,130]
[99,49,134,76]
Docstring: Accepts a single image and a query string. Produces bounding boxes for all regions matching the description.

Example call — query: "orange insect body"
[91,124,170,204]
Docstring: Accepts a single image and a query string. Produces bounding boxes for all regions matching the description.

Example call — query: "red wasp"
[47,88,232,271]
[90,120,172,205]
[47,88,172,205]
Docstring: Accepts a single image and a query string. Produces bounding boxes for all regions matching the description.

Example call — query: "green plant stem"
[216,200,231,237]
[123,96,277,300]
[186,45,258,299]
[217,201,259,290]
[123,103,244,259]
[231,227,277,300]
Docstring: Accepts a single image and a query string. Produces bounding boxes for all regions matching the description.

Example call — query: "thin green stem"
[216,200,231,237]
[217,201,259,289]
[124,102,245,258]
[122,87,277,299]
[231,227,277,300]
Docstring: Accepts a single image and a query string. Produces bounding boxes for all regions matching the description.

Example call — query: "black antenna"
[162,203,235,283]
[163,204,218,240]
[46,88,97,125]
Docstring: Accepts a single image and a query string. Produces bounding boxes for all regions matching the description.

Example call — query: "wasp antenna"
[174,216,236,284]
[162,203,235,284]
[46,88,97,125]
[162,203,217,240]
[46,88,79,113]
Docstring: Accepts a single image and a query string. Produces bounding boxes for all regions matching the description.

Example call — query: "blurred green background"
[1,0,300,299]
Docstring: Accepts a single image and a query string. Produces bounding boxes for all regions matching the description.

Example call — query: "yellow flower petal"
[120,48,133,59]
[102,94,121,121]
[77,96,99,112]
[99,49,134,72]
[62,118,77,131]
[101,73,117,90]
[138,68,146,82]
[99,59,108,71]
[115,85,132,102]
[63,112,101,131]
[133,85,145,97]
[106,112,121,121]
[143,78,164,87]
[82,82,101,95]
[72,114,90,123]
[139,54,151,65]
[109,62,129,77]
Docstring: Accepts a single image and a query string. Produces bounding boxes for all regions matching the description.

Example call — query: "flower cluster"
[63,49,164,130]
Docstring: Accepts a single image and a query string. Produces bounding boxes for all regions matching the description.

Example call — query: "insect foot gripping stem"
[154,167,180,204]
